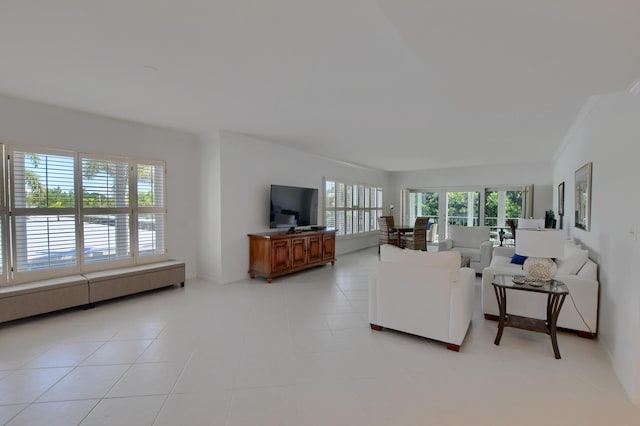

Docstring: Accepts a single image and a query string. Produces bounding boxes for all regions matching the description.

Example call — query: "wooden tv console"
[248,229,336,283]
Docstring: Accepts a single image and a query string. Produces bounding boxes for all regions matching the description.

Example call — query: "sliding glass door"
[445,191,479,237]
[405,190,439,227]
[401,185,533,245]
[484,186,531,246]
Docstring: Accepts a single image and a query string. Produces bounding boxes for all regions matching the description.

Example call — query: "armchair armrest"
[449,267,475,345]
[479,240,493,268]
[438,239,453,251]
[555,274,599,332]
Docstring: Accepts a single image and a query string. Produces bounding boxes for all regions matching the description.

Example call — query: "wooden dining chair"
[377,216,399,252]
[401,217,429,250]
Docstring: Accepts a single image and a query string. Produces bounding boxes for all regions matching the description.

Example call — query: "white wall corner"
[552,95,599,163]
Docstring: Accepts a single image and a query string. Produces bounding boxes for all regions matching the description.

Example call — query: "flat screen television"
[270,184,319,229]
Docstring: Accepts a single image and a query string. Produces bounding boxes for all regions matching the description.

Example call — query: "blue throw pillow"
[511,254,528,265]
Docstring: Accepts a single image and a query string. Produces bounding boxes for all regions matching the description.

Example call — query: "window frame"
[0,145,8,285]
[79,153,135,272]
[2,144,168,284]
[8,146,81,283]
[401,185,533,243]
[134,160,167,264]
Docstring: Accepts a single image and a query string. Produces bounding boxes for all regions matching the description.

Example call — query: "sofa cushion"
[449,226,490,249]
[556,246,589,275]
[380,244,460,281]
[491,255,513,268]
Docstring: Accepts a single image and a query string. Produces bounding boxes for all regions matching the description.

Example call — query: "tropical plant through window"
[446,191,479,227]
[484,188,526,245]
[407,191,439,226]
[23,157,157,209]
[23,153,75,208]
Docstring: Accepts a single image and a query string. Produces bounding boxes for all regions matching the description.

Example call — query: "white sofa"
[439,225,493,274]
[482,244,599,335]
[369,244,475,351]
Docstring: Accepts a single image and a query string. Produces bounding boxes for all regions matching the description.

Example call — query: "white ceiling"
[1,1,639,171]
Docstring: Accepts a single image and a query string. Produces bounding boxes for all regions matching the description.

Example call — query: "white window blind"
[10,149,78,276]
[136,162,166,259]
[324,178,382,237]
[81,156,131,265]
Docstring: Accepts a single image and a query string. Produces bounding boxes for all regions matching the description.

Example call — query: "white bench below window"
[85,260,185,303]
[0,275,89,323]
[0,260,186,324]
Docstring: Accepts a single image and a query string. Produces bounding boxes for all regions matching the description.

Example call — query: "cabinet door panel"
[307,235,322,263]
[322,234,335,260]
[271,240,291,272]
[291,237,307,267]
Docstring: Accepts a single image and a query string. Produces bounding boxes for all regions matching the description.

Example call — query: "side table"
[491,274,569,359]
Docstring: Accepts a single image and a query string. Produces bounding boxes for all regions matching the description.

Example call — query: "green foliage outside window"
[419,192,439,219]
[484,190,523,226]
[24,156,157,208]
[447,192,479,226]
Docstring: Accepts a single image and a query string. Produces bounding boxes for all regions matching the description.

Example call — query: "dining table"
[391,226,413,248]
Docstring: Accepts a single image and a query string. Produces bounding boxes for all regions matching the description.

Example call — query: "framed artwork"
[558,181,565,216]
[574,162,592,231]
[557,181,565,229]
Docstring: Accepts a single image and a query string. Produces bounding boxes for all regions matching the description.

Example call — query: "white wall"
[553,92,640,404]
[211,131,390,284]
[197,131,223,283]
[0,94,201,279]
[390,162,554,227]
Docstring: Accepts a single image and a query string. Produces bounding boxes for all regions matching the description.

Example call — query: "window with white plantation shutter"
[324,178,382,237]
[0,147,7,285]
[136,162,166,260]
[10,149,79,279]
[1,145,169,283]
[0,218,3,282]
[81,155,131,267]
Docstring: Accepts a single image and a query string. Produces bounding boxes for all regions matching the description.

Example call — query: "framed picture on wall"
[558,181,565,216]
[575,162,592,231]
[558,181,565,229]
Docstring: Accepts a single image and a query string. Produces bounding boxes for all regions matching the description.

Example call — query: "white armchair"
[369,245,475,351]
[439,225,493,274]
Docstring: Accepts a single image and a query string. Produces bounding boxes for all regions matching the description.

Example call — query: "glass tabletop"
[492,274,569,295]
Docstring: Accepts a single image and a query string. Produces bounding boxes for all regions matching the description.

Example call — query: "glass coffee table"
[492,274,569,359]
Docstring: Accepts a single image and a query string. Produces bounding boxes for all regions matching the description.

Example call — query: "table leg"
[547,294,567,359]
[493,286,507,345]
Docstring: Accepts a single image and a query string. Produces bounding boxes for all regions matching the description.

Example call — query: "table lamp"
[515,229,564,281]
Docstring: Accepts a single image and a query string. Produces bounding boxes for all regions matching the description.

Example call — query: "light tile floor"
[1,247,639,425]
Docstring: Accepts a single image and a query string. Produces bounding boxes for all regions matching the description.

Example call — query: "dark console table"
[248,229,336,283]
[492,274,569,359]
